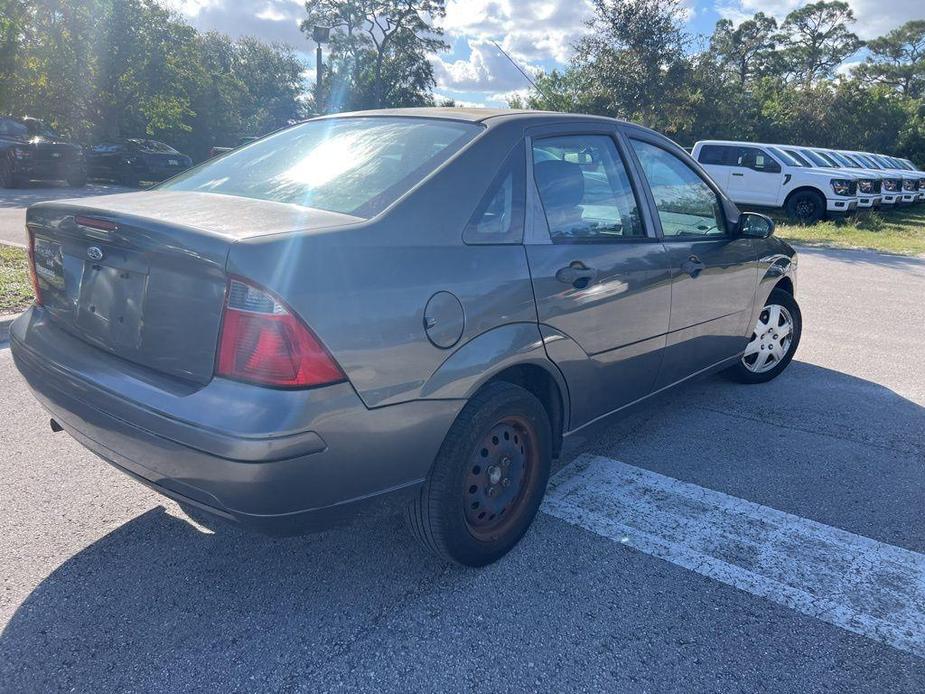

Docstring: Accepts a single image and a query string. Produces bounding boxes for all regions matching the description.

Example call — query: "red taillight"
[215,277,345,389]
[26,227,42,305]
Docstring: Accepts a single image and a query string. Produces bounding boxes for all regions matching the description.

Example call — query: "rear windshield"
[161,117,482,218]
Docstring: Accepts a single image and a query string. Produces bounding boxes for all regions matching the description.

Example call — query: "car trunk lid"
[26,191,361,384]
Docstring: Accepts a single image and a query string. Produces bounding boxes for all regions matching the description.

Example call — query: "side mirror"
[738,212,775,239]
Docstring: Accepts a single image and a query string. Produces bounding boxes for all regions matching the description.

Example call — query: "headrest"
[534,159,585,209]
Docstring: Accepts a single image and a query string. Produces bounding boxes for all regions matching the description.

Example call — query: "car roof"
[312,106,637,129]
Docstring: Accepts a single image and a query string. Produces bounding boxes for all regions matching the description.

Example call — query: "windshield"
[0,118,28,138]
[766,146,803,167]
[827,151,853,167]
[840,153,864,167]
[873,155,896,169]
[782,148,812,167]
[854,154,879,168]
[162,117,482,217]
[130,139,179,154]
[799,149,831,167]
[25,119,59,138]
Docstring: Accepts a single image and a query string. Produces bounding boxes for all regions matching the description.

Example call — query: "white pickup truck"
[692,140,864,223]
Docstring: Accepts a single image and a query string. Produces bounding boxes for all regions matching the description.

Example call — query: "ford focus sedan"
[11,109,801,566]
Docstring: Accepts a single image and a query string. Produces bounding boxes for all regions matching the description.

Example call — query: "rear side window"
[531,134,644,242]
[697,145,733,166]
[630,139,726,238]
[464,142,525,244]
[161,117,482,218]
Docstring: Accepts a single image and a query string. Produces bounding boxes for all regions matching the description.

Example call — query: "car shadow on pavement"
[1,362,923,691]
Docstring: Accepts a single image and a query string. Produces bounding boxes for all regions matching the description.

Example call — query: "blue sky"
[164,0,924,106]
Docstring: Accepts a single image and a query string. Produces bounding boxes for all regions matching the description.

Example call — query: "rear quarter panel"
[226,120,542,408]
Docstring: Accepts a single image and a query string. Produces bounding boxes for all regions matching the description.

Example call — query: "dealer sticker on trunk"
[33,237,64,289]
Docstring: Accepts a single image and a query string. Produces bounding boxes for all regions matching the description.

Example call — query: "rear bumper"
[10,307,462,534]
[16,159,84,181]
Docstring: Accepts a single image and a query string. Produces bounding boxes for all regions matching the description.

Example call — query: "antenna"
[490,40,539,91]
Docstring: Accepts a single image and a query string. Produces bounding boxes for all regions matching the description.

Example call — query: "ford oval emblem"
[87,246,104,261]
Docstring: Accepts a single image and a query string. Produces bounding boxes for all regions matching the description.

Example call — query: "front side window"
[630,139,726,238]
[532,135,643,242]
[161,117,482,218]
[738,147,781,173]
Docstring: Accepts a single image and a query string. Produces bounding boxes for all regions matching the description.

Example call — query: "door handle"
[681,255,706,278]
[731,172,744,177]
[556,262,598,289]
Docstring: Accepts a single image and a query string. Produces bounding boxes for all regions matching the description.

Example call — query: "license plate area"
[33,237,65,290]
[76,260,148,351]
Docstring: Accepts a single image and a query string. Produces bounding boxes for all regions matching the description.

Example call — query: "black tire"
[0,156,18,188]
[66,172,87,187]
[785,189,825,224]
[725,288,802,384]
[407,381,552,567]
[120,169,139,188]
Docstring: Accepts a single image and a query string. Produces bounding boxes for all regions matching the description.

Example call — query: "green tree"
[300,0,447,111]
[780,1,863,83]
[709,13,781,85]
[854,20,925,97]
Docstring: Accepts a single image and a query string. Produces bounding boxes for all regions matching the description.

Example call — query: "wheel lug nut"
[487,487,496,497]
[501,478,510,487]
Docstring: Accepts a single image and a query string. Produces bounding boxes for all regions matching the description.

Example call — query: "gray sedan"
[11,108,800,566]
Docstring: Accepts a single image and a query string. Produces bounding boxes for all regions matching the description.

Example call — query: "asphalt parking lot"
[1,191,923,690]
[0,183,134,247]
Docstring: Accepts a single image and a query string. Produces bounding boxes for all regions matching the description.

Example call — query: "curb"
[0,313,21,343]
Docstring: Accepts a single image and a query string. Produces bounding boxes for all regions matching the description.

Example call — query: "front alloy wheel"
[742,304,794,374]
[725,287,802,384]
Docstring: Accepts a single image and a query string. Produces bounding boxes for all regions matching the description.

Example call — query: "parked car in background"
[822,150,893,207]
[880,155,925,201]
[854,152,920,205]
[0,116,86,188]
[693,139,858,223]
[784,147,882,210]
[86,139,193,187]
[209,136,259,159]
[839,152,905,205]
[12,109,800,567]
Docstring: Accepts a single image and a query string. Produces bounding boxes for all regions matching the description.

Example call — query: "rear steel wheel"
[407,382,552,567]
[463,417,539,541]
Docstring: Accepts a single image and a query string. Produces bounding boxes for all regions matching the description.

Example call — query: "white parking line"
[542,455,925,658]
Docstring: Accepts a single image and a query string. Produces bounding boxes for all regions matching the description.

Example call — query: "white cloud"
[164,0,309,47]
[715,0,924,39]
[431,0,594,100]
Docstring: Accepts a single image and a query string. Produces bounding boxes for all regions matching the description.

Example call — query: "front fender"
[420,322,570,419]
[751,249,797,327]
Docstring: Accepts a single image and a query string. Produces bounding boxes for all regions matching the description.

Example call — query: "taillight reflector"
[26,227,42,305]
[215,278,345,389]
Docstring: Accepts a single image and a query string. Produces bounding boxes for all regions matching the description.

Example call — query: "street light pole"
[312,26,331,115]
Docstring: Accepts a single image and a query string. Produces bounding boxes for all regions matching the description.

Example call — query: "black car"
[87,139,193,186]
[0,116,86,188]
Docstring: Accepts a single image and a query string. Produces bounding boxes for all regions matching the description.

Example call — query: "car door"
[524,125,672,429]
[725,146,783,206]
[624,130,758,388]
